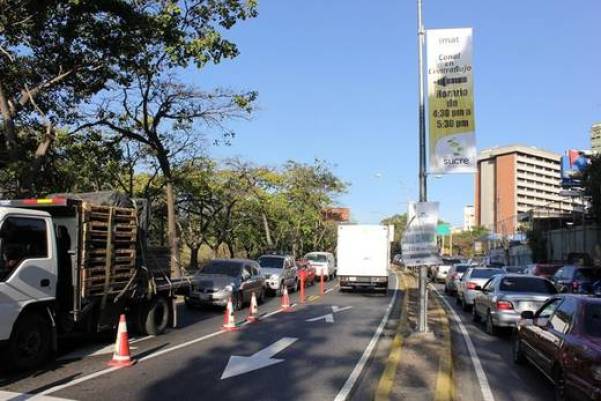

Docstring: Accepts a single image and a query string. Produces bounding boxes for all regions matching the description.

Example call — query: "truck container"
[0,192,190,370]
[336,224,392,291]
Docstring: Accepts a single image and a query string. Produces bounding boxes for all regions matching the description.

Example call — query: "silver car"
[472,274,557,335]
[444,263,472,295]
[186,259,266,310]
[258,254,298,295]
[457,267,504,311]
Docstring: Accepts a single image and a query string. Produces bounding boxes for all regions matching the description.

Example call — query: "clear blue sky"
[190,0,601,227]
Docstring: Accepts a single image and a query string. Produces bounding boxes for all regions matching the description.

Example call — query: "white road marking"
[57,336,153,361]
[332,305,353,313]
[0,391,76,401]
[220,337,298,379]
[306,313,335,323]
[432,287,496,401]
[333,273,399,401]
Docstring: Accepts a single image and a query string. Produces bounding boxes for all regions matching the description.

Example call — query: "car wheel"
[462,298,471,312]
[554,367,569,401]
[456,295,462,306]
[472,305,480,323]
[234,292,244,311]
[258,288,265,305]
[485,311,497,336]
[8,312,52,371]
[444,286,449,295]
[279,281,286,296]
[512,335,526,365]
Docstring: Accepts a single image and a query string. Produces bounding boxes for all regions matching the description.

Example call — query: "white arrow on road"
[306,305,354,324]
[221,337,298,380]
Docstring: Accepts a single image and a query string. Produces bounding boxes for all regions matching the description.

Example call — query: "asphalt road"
[433,283,554,401]
[1,275,400,401]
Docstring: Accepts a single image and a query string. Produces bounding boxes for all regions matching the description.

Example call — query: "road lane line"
[333,272,399,401]
[433,287,496,401]
[0,390,77,401]
[374,273,408,401]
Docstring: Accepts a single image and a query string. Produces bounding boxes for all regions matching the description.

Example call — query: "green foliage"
[451,226,489,257]
[380,214,408,254]
[585,154,601,225]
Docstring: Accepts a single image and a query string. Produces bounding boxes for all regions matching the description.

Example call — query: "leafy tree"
[585,154,601,225]
[380,214,408,255]
[450,226,489,257]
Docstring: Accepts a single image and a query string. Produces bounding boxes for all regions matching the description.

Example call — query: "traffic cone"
[108,314,135,367]
[247,292,259,323]
[223,297,238,331]
[281,285,292,312]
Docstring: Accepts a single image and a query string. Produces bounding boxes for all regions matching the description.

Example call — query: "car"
[258,254,298,295]
[295,258,316,287]
[524,263,563,279]
[434,258,463,283]
[444,263,472,295]
[472,274,557,335]
[456,267,504,311]
[513,294,601,401]
[304,251,336,280]
[392,254,403,266]
[503,265,526,274]
[186,259,266,310]
[551,265,601,293]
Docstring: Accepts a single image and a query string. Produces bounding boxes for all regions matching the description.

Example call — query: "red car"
[513,294,601,401]
[295,259,316,287]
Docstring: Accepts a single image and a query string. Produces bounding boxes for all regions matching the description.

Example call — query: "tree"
[451,226,489,257]
[585,154,601,225]
[380,214,408,255]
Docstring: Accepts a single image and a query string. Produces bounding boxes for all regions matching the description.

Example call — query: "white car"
[456,267,505,311]
[304,252,336,280]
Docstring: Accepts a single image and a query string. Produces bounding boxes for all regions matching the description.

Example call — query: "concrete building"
[464,205,475,231]
[475,145,576,237]
[592,122,601,154]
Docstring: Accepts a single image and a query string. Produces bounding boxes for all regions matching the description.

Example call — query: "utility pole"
[417,0,428,333]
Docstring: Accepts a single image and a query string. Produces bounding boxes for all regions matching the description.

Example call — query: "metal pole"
[417,0,428,333]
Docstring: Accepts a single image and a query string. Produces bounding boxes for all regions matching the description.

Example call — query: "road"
[1,275,401,401]
[433,283,554,401]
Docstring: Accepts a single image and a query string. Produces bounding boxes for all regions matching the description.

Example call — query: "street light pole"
[417,0,428,333]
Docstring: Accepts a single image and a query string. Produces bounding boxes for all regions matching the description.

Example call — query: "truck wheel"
[8,312,52,371]
[143,296,170,336]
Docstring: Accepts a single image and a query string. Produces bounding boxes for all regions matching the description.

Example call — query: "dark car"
[513,295,601,401]
[552,266,601,294]
[186,259,266,310]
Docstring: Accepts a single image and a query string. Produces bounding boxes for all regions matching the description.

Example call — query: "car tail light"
[467,282,478,290]
[496,300,514,310]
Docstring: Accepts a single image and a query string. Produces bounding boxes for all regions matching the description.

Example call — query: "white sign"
[427,28,476,173]
[401,202,441,267]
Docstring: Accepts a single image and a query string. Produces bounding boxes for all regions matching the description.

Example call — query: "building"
[475,145,577,237]
[463,205,475,231]
[592,122,601,154]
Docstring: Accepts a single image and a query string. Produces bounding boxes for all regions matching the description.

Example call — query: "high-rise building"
[463,205,475,231]
[475,145,576,237]
[591,122,601,154]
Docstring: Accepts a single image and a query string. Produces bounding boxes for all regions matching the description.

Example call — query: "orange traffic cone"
[247,292,259,323]
[108,314,135,367]
[223,297,238,331]
[281,285,292,312]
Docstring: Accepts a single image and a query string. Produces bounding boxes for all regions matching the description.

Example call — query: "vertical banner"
[427,28,476,173]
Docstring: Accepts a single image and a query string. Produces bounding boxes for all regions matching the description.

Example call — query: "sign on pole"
[401,202,441,267]
[427,28,476,173]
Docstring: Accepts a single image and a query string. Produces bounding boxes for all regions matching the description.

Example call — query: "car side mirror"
[521,310,534,320]
[475,285,482,291]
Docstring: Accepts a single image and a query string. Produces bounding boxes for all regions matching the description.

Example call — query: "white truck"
[0,193,190,370]
[336,224,393,291]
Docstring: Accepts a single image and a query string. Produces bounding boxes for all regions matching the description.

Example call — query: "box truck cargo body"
[337,224,392,291]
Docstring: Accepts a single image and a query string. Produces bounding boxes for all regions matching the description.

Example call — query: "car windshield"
[499,277,557,293]
[584,303,601,337]
[443,258,461,265]
[471,269,503,279]
[258,256,285,269]
[306,254,327,262]
[455,265,469,273]
[201,261,241,277]
[536,265,561,275]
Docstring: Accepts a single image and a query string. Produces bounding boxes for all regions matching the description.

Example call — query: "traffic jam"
[429,258,601,401]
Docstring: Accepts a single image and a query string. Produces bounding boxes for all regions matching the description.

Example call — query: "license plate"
[520,302,533,310]
[199,293,211,300]
[349,277,357,281]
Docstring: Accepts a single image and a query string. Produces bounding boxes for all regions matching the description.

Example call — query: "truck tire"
[8,312,52,371]
[143,296,170,336]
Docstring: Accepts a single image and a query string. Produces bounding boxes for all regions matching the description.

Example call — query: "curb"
[430,285,455,401]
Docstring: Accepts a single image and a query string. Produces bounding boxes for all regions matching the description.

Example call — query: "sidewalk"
[375,270,453,401]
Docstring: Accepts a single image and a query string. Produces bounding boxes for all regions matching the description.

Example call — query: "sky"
[188,0,601,227]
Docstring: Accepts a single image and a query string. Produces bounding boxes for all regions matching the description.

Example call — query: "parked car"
[524,263,563,279]
[503,265,526,274]
[444,263,472,295]
[295,258,316,287]
[472,274,557,335]
[392,254,403,266]
[434,258,463,283]
[304,251,337,280]
[258,254,298,295]
[186,259,266,310]
[457,267,504,311]
[551,265,601,293]
[513,295,601,401]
